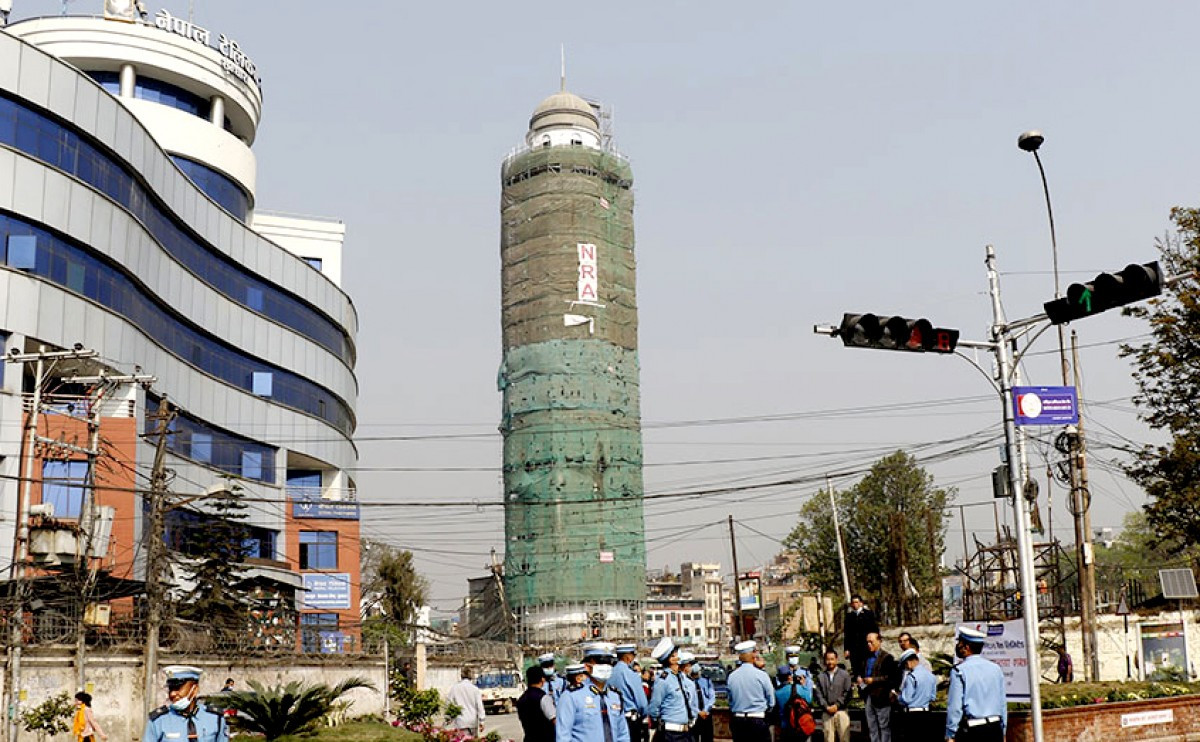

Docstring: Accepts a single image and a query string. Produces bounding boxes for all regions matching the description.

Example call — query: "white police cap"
[784,645,801,654]
[898,649,918,663]
[163,665,202,682]
[956,626,987,643]
[565,663,587,676]
[615,643,638,655]
[537,653,555,664]
[679,651,696,665]
[734,640,757,654]
[651,637,676,663]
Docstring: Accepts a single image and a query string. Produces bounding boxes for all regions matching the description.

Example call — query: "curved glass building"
[0,12,361,652]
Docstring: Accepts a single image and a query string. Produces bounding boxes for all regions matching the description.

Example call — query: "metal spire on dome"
[560,43,566,92]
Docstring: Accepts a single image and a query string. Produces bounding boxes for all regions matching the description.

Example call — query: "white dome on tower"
[525,89,601,149]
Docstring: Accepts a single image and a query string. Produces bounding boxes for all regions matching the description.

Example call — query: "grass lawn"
[234,721,424,742]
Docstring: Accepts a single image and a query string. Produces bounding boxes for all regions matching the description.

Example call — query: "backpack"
[785,683,816,736]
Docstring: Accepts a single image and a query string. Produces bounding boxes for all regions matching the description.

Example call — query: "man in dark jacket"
[517,665,556,742]
[842,596,879,676]
[856,633,898,742]
[812,650,853,742]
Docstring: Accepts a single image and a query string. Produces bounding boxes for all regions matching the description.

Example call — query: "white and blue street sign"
[300,573,352,609]
[1012,386,1078,426]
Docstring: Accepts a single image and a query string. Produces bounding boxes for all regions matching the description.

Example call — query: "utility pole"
[827,477,852,605]
[1069,331,1100,680]
[142,399,176,720]
[70,372,154,692]
[4,345,98,742]
[985,246,1045,742]
[727,515,744,642]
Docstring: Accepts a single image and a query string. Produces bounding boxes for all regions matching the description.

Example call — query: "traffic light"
[836,313,960,353]
[1043,262,1162,325]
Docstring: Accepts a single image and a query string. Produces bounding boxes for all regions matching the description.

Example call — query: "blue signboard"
[318,630,346,654]
[1012,386,1078,426]
[292,497,360,520]
[301,573,351,610]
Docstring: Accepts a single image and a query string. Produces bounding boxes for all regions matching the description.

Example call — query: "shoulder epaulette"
[148,706,169,721]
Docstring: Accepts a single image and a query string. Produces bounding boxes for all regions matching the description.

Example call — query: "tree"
[1094,511,1200,605]
[1121,207,1200,548]
[220,678,374,740]
[174,478,253,630]
[20,692,73,742]
[361,541,428,646]
[784,451,953,623]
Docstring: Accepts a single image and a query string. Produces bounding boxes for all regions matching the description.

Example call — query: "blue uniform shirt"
[143,705,227,742]
[647,669,692,725]
[681,674,699,718]
[610,661,648,716]
[774,681,813,728]
[727,663,775,714]
[556,685,630,742]
[898,665,937,709]
[694,675,716,713]
[548,675,568,698]
[944,655,1007,737]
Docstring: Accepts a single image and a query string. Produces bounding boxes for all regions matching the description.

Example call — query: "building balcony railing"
[285,485,358,503]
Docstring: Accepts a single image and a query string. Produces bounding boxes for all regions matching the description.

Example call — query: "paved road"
[483,707,524,741]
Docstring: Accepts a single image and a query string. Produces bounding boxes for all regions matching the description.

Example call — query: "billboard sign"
[957,620,1030,701]
[942,576,965,624]
[1013,386,1078,426]
[301,573,351,610]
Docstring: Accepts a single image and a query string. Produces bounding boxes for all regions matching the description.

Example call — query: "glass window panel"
[252,372,273,397]
[42,459,87,519]
[6,235,36,269]
[241,450,263,481]
[191,432,212,463]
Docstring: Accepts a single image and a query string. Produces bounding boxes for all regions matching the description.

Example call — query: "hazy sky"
[16,1,1197,614]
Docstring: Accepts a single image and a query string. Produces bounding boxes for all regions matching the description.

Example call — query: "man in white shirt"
[446,667,487,737]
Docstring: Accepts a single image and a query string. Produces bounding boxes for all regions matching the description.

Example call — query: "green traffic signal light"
[1045,261,1162,325]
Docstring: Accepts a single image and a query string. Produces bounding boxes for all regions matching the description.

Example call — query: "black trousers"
[955,720,1003,742]
[659,729,694,742]
[627,717,648,742]
[892,710,930,742]
[731,716,771,742]
[693,715,713,742]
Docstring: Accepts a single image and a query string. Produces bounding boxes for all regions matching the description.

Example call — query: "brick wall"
[1008,694,1200,741]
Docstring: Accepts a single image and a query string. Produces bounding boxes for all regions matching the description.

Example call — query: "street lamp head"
[1018,130,1045,152]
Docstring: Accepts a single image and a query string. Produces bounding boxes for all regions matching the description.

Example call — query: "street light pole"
[986,246,1045,742]
[1018,131,1100,681]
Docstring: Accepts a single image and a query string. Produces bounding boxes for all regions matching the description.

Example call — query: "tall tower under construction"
[498,87,646,645]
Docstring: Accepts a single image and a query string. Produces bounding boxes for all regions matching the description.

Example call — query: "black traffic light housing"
[836,313,960,353]
[1044,262,1162,325]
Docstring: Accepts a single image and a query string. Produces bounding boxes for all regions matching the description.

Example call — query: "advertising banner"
[942,576,965,624]
[301,573,351,610]
[577,243,599,303]
[1013,386,1078,426]
[957,620,1030,701]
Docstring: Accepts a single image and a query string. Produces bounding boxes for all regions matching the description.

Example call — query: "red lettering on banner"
[580,265,596,279]
[578,244,596,262]
[579,283,597,301]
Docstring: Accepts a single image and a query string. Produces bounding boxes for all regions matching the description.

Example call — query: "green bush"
[222,677,375,740]
[393,686,445,726]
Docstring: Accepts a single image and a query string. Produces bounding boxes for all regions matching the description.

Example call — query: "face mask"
[591,664,613,682]
[543,667,554,677]
[788,658,799,666]
[170,696,193,711]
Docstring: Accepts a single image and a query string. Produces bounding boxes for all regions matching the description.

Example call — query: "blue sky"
[15,1,1196,611]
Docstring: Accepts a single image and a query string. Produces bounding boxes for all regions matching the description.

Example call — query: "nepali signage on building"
[291,495,360,520]
[1012,386,1079,426]
[151,9,262,92]
[301,573,351,610]
[957,620,1030,701]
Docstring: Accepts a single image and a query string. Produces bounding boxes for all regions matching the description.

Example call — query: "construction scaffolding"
[498,131,646,646]
[963,531,1072,651]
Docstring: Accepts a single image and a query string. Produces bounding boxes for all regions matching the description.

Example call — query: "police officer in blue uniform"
[784,646,812,695]
[677,653,700,723]
[143,666,228,742]
[894,649,937,742]
[541,653,568,698]
[726,641,774,742]
[944,627,1006,742]
[647,638,694,742]
[688,661,715,742]
[612,643,649,742]
[565,664,590,693]
[557,651,630,742]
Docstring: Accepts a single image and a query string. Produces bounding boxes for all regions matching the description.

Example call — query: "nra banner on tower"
[577,243,599,304]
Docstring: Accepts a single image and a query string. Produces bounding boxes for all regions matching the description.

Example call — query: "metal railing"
[23,393,137,418]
